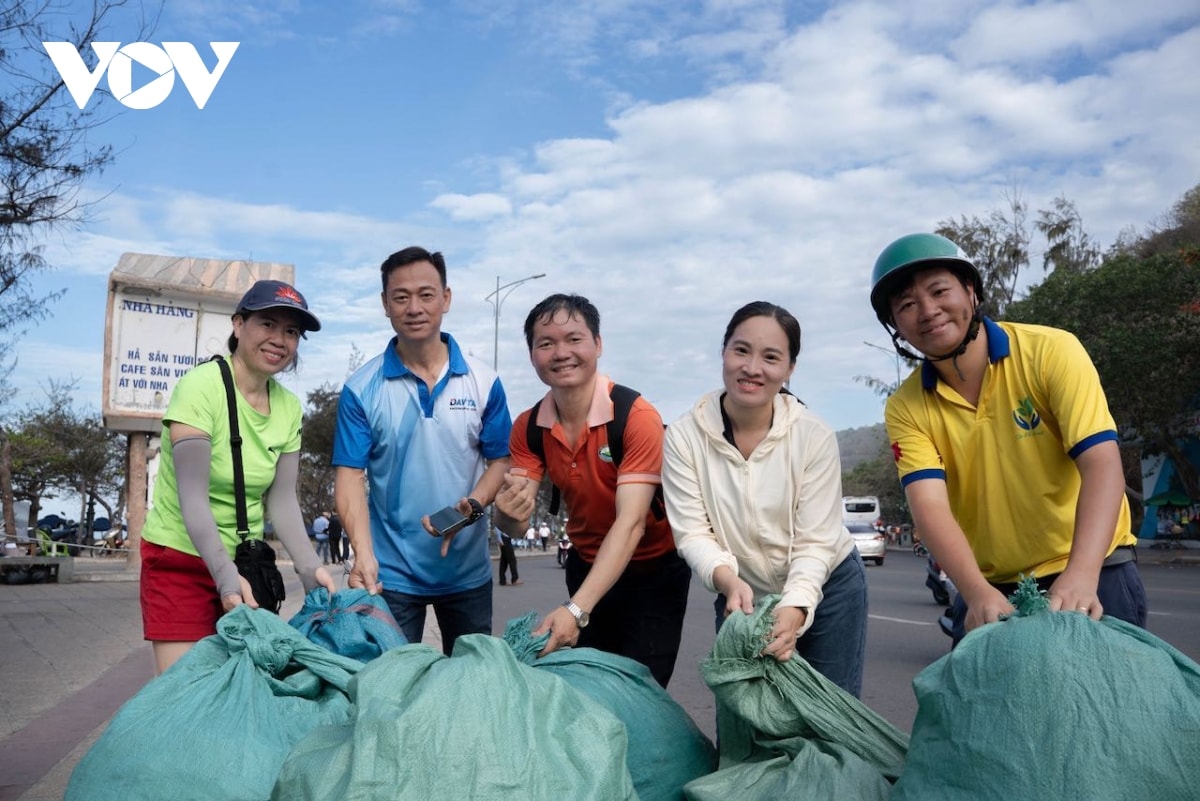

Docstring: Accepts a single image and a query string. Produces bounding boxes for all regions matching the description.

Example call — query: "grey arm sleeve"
[266,451,322,592]
[174,437,243,599]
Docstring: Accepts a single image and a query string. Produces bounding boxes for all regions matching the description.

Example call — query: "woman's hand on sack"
[313,565,338,596]
[221,575,262,612]
[347,550,383,595]
[713,567,755,617]
[722,581,756,618]
[533,606,581,657]
[761,606,806,662]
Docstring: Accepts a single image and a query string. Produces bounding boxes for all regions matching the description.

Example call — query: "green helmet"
[869,233,982,325]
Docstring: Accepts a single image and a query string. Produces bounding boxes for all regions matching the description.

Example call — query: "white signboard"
[102,254,294,433]
[103,286,236,431]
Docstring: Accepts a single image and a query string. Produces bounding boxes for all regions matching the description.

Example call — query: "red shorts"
[140,539,224,642]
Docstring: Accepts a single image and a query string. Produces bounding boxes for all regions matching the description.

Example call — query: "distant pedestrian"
[539,521,551,552]
[312,512,331,564]
[498,529,521,586]
[327,511,344,564]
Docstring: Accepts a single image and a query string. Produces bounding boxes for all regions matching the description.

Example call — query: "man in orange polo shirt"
[494,293,691,687]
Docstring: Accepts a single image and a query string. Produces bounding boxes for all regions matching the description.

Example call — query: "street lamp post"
[863,340,902,389]
[485,273,547,370]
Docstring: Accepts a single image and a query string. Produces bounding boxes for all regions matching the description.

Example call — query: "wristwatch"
[466,498,485,522]
[562,600,590,628]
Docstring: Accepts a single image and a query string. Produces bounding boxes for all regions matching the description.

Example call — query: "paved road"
[1,544,1196,799]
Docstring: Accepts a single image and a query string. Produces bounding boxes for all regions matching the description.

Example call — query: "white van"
[842,496,881,528]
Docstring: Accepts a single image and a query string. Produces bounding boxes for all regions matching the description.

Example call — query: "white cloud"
[430,193,514,221]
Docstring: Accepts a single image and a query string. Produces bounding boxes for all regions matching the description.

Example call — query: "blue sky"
[12,0,1200,439]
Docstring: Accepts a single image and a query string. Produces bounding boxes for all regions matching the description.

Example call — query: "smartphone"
[429,506,471,538]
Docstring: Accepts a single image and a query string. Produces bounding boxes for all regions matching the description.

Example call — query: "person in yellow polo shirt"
[869,233,1147,645]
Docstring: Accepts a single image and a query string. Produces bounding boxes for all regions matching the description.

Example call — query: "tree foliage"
[1034,195,1100,275]
[1,0,154,540]
[298,384,339,525]
[936,187,1029,318]
[3,381,124,538]
[1,1,156,375]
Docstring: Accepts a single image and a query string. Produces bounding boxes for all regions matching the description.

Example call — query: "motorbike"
[925,553,956,606]
[556,535,571,568]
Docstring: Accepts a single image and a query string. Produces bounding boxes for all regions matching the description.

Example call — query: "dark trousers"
[328,531,343,564]
[948,558,1148,646]
[382,579,492,656]
[498,537,519,584]
[565,549,691,688]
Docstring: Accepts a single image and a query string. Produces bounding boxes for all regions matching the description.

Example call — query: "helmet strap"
[888,308,984,382]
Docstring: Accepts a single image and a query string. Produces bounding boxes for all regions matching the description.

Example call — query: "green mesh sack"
[893,578,1200,801]
[684,595,908,801]
[272,634,638,800]
[504,612,717,801]
[66,606,362,801]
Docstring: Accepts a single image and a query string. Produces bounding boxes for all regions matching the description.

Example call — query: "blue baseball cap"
[235,280,321,333]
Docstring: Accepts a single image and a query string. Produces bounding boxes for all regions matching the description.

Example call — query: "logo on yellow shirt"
[1012,397,1041,431]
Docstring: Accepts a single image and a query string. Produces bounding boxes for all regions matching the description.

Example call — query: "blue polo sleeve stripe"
[478,376,512,461]
[900,468,946,487]
[1068,430,1118,460]
[331,386,372,469]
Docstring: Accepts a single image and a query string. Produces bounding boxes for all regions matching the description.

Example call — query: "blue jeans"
[715,549,868,698]
[947,558,1148,646]
[382,579,492,656]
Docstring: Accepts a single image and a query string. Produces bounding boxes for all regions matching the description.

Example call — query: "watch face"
[577,610,590,628]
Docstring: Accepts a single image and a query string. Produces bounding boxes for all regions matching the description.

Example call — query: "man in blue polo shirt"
[333,246,512,653]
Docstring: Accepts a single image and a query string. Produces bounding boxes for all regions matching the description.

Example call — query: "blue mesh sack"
[272,635,638,800]
[892,579,1200,801]
[288,587,407,662]
[503,612,718,801]
[684,595,908,801]
[66,605,362,801]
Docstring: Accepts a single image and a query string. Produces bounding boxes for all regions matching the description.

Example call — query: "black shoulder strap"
[606,384,666,521]
[605,384,640,470]
[213,356,251,541]
[525,399,561,515]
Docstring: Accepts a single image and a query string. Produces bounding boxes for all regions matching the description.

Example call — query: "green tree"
[1035,196,1100,275]
[936,187,1029,318]
[6,382,123,541]
[298,384,339,526]
[0,0,155,543]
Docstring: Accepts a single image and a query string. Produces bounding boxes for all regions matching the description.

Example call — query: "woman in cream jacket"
[662,301,868,697]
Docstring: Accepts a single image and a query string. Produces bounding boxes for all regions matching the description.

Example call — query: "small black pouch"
[234,538,286,613]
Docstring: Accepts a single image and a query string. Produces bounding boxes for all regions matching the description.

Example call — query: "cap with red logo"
[235,280,321,333]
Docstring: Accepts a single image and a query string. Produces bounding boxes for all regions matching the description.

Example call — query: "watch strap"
[466,498,485,522]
